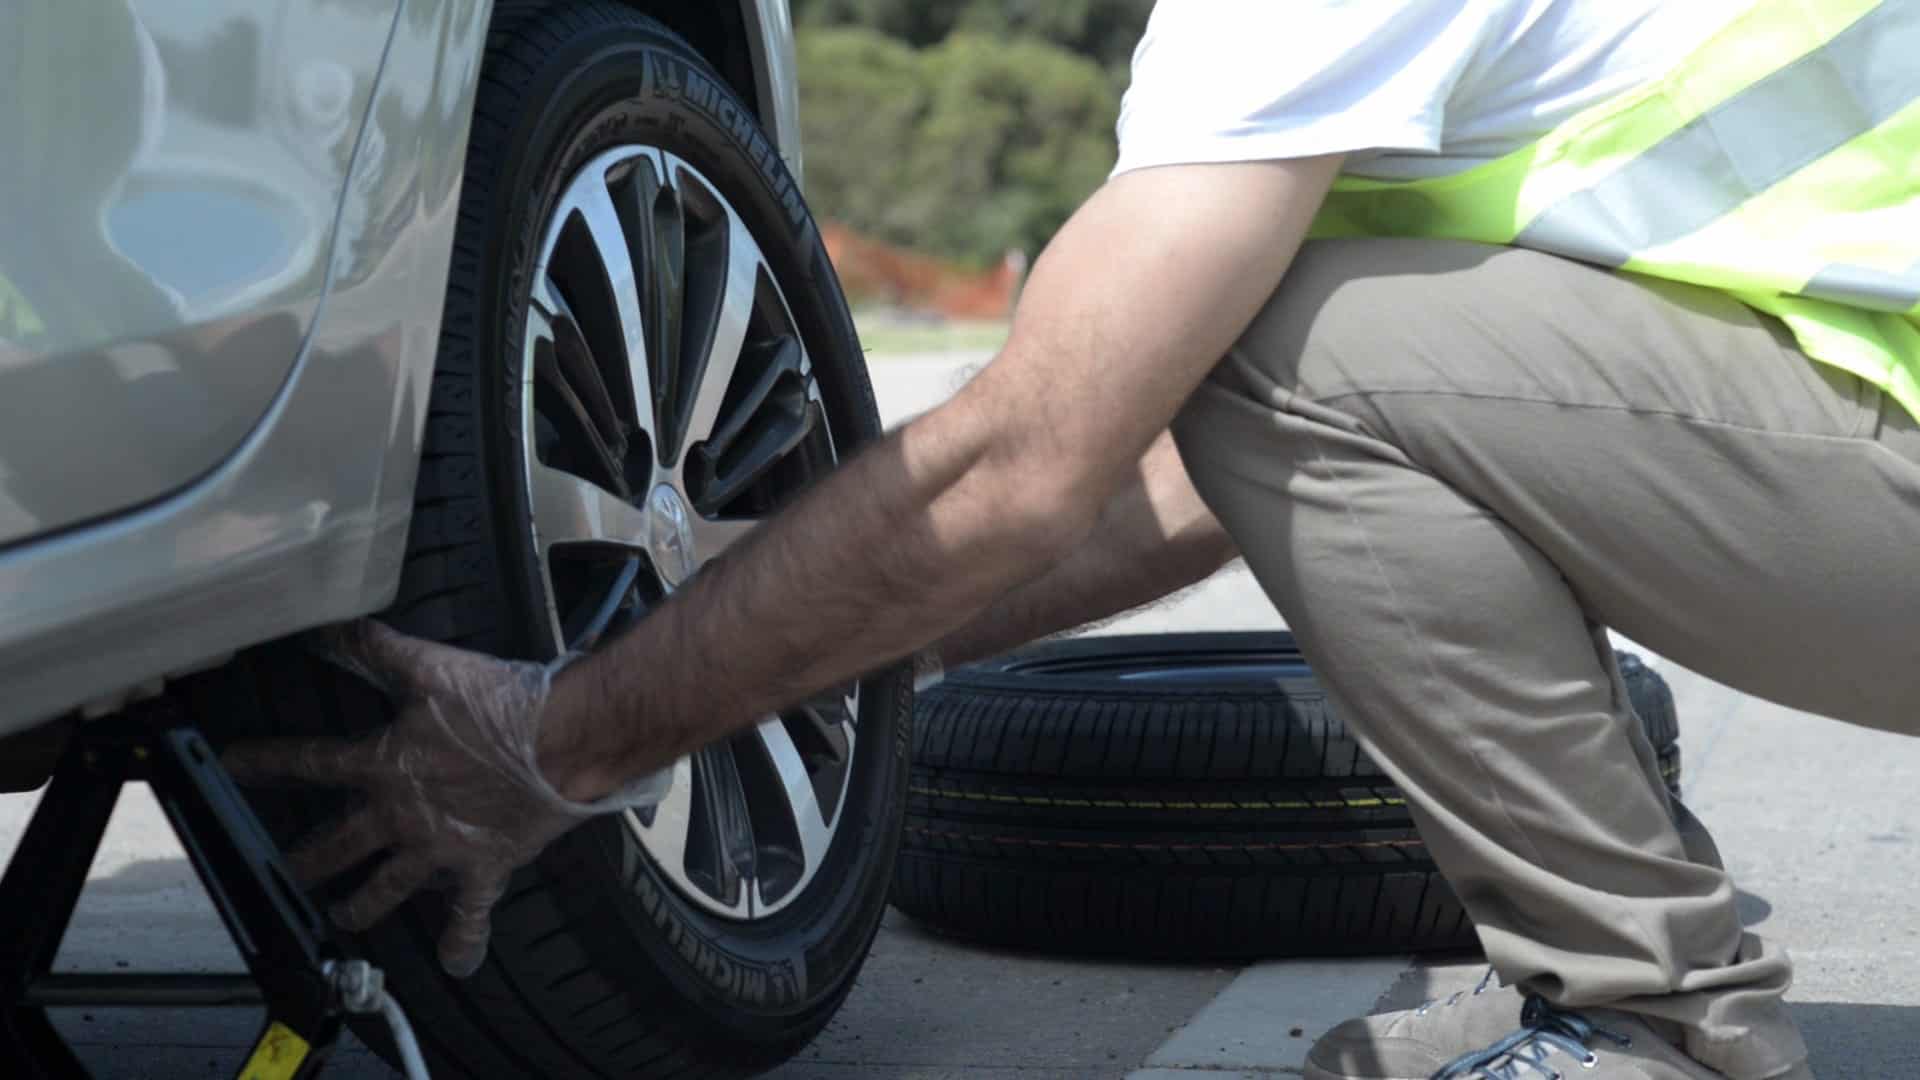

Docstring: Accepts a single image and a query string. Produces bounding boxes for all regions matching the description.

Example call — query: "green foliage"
[949,0,1157,79]
[794,28,930,246]
[796,17,1129,265]
[793,0,1154,75]
[792,0,977,48]
[915,33,1118,262]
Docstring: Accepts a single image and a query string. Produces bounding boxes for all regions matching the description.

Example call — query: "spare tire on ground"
[890,632,1680,960]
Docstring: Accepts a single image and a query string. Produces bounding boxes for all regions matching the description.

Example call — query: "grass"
[854,315,1009,357]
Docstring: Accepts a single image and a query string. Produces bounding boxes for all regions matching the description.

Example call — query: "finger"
[305,620,395,692]
[222,737,376,789]
[283,808,391,887]
[438,872,509,978]
[309,619,449,697]
[330,850,433,933]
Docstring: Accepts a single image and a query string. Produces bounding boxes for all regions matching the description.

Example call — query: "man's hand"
[222,619,669,977]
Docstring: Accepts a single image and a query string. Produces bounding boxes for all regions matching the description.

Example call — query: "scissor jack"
[0,699,427,1079]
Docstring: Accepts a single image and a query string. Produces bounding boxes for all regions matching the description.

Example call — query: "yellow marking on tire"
[905,825,1427,853]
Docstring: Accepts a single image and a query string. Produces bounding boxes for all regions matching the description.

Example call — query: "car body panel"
[0,0,485,733]
[0,0,403,544]
[0,0,804,735]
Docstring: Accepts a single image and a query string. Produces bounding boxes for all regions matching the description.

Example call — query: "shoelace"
[1415,967,1499,1016]
[1430,994,1633,1079]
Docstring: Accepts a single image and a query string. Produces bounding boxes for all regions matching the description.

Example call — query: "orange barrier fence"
[821,222,1027,320]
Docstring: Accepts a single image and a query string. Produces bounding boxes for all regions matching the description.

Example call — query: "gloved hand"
[222,619,671,977]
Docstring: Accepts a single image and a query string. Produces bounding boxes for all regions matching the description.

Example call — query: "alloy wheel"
[520,145,860,919]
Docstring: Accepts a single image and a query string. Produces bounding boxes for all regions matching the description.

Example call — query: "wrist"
[537,654,623,803]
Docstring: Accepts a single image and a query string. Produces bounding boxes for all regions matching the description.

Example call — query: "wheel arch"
[499,0,805,183]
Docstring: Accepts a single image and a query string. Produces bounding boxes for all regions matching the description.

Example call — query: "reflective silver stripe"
[1803,259,1920,314]
[1516,1,1920,269]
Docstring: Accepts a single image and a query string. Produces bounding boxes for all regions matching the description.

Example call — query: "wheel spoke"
[790,682,858,766]
[613,156,683,459]
[688,514,758,560]
[625,756,694,874]
[698,403,817,515]
[700,335,802,461]
[752,718,834,877]
[788,708,849,768]
[559,178,654,445]
[554,558,642,651]
[533,351,626,492]
[527,461,650,550]
[533,278,629,466]
[685,335,813,515]
[786,694,857,825]
[676,209,761,464]
[826,683,860,732]
[689,744,756,911]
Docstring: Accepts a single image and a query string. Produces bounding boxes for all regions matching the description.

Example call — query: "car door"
[0,0,401,546]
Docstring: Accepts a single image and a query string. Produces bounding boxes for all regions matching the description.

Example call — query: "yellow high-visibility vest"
[1312,0,1920,418]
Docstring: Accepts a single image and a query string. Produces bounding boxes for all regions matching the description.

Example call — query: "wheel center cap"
[647,483,697,588]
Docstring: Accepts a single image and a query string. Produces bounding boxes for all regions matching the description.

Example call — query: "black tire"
[890,632,1679,960]
[192,6,909,1077]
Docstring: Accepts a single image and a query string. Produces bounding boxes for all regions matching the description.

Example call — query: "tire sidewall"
[468,16,909,1045]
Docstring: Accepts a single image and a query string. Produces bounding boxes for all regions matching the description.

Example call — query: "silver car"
[0,2,905,1075]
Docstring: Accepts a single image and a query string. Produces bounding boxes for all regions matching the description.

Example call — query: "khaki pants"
[1170,239,1920,1080]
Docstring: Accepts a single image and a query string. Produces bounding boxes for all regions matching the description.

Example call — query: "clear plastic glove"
[222,619,670,977]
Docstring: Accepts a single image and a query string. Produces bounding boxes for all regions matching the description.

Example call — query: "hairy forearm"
[540,368,1084,800]
[537,158,1341,802]
[934,432,1236,667]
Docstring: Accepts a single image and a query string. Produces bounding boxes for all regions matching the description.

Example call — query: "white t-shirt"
[1113,0,1746,181]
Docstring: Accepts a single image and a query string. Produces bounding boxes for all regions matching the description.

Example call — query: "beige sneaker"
[1305,969,1529,1080]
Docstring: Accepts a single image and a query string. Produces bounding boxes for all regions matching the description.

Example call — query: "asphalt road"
[4,352,1918,1078]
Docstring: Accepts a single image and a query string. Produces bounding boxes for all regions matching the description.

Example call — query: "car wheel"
[890,632,1678,960]
[192,4,909,1075]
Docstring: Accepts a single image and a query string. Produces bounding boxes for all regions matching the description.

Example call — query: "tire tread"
[891,637,1681,960]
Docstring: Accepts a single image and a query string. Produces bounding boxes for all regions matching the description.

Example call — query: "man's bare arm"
[540,157,1342,801]
[931,431,1237,669]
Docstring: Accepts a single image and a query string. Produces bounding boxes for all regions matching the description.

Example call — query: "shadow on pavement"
[764,909,1237,1077]
[1735,888,1773,928]
[1793,1002,1920,1076]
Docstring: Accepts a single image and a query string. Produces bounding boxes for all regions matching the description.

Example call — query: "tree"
[792,0,976,47]
[950,0,1156,79]
[794,28,930,247]
[913,32,1117,262]
[797,26,1120,267]
[793,0,1154,77]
